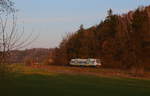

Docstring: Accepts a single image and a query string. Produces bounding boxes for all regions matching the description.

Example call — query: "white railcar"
[70,59,102,67]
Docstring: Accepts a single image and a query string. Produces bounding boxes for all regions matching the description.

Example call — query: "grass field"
[0,65,150,96]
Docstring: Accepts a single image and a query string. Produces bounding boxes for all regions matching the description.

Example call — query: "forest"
[52,6,150,71]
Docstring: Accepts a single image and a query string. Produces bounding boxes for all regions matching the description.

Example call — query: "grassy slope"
[0,65,150,96]
[0,73,150,96]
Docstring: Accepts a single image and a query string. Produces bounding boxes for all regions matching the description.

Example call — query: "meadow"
[0,65,150,96]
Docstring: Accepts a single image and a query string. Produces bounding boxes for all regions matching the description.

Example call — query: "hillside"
[9,48,53,64]
[52,6,150,70]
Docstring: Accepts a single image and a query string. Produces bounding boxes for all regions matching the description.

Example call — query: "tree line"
[9,48,53,65]
[52,6,150,71]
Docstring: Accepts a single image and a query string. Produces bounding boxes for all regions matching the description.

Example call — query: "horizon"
[14,0,150,49]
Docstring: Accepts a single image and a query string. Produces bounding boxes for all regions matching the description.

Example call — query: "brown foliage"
[52,6,150,71]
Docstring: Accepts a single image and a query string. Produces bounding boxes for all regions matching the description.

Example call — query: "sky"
[13,0,150,48]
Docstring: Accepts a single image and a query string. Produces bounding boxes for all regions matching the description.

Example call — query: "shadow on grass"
[0,73,150,96]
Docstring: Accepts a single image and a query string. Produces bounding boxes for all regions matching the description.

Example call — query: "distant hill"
[9,48,54,64]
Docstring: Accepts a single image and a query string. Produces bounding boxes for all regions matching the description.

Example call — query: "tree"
[0,0,34,79]
[52,5,150,72]
[0,0,16,79]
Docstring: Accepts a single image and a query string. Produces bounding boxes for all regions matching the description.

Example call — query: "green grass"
[0,73,150,96]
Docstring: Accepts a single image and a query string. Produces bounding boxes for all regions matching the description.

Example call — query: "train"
[70,59,102,67]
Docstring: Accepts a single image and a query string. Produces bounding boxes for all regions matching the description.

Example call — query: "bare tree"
[0,0,15,79]
[0,0,35,79]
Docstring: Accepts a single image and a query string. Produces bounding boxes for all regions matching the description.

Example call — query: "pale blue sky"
[13,0,150,48]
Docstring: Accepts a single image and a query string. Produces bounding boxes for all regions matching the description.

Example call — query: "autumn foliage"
[52,6,150,70]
